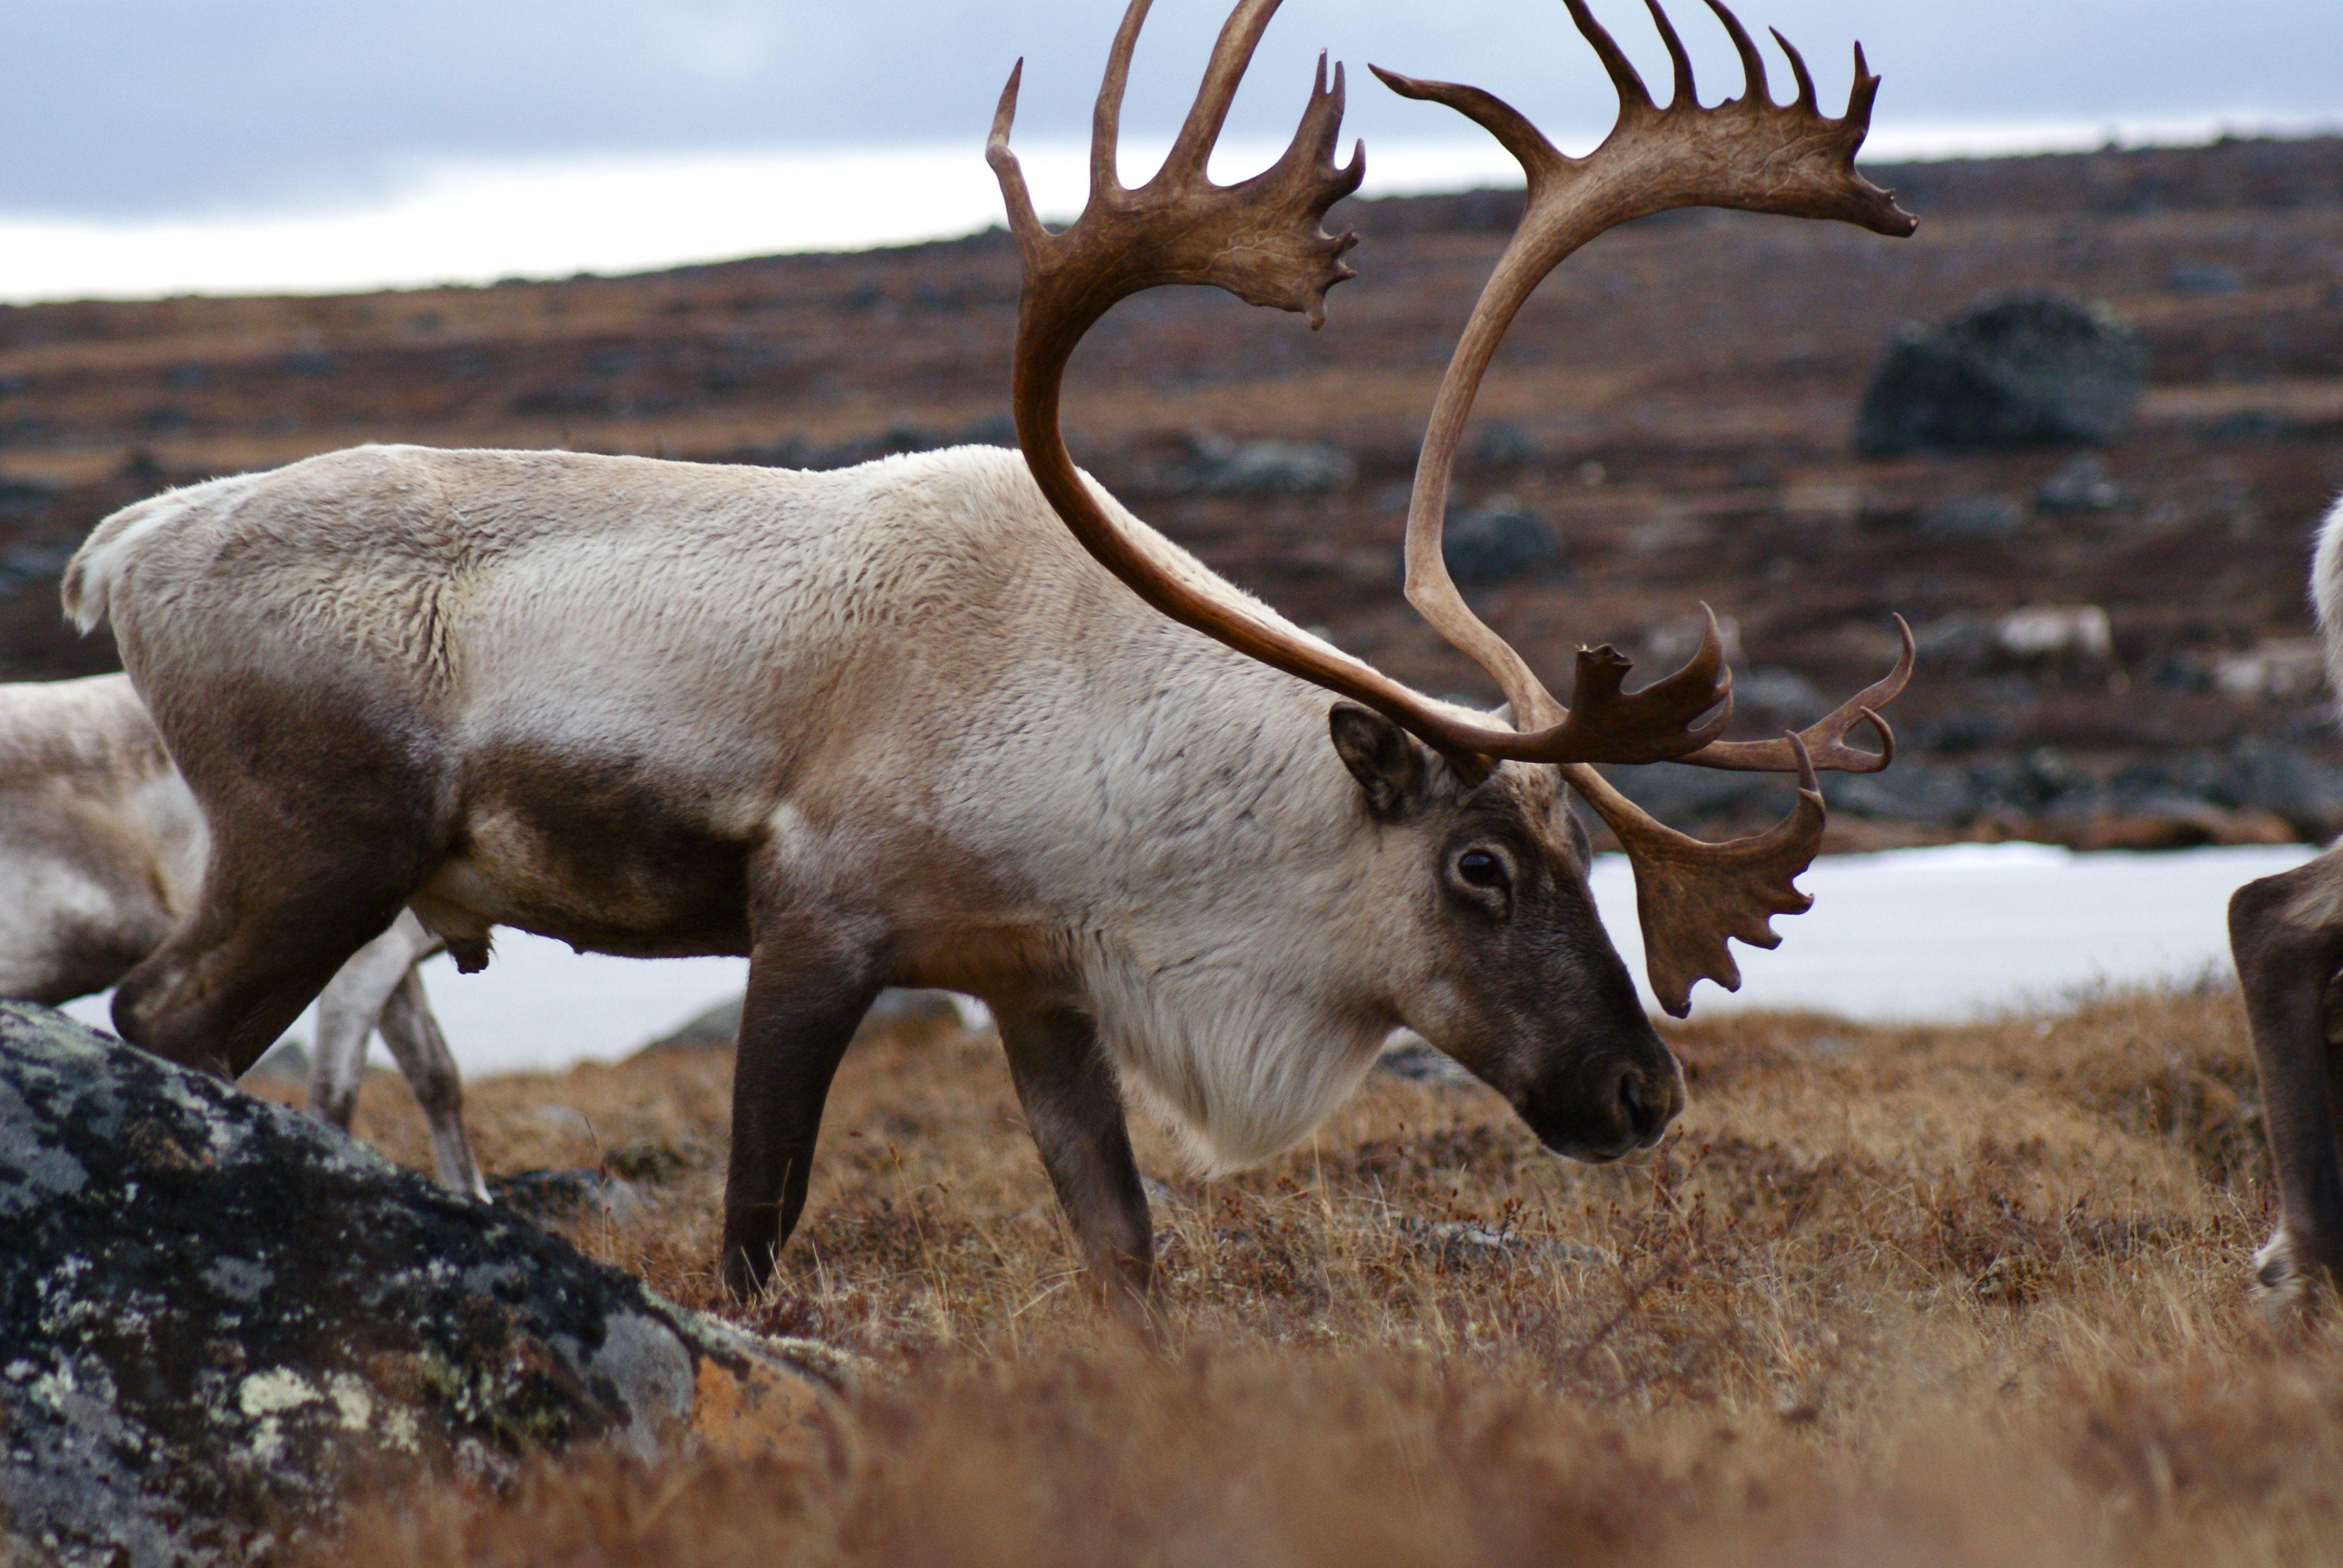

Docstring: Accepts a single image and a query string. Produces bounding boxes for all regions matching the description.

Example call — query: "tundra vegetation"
[280,981,2343,1566]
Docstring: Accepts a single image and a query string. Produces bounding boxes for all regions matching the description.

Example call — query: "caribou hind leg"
[996,1000,1155,1324]
[307,918,431,1130]
[2230,846,2343,1303]
[112,781,437,1081]
[375,967,488,1200]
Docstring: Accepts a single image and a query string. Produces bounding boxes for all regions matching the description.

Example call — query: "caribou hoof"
[2253,1226,2314,1309]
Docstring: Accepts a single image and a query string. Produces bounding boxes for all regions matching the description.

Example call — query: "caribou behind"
[64,0,1915,1310]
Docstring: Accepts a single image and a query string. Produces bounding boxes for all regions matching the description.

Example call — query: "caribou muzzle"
[1515,1033,1686,1164]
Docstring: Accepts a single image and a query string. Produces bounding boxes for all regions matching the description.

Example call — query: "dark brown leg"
[2230,850,2343,1301]
[996,1001,1155,1323]
[113,828,420,1081]
[719,935,882,1301]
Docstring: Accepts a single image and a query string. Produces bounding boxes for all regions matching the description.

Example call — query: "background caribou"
[62,0,1912,1306]
[0,672,485,1198]
[2230,493,2343,1305]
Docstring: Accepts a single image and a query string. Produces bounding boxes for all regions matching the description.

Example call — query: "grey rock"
[1604,763,1780,824]
[2225,741,2343,837]
[1912,614,1996,671]
[1920,492,2027,540]
[1855,292,2148,454]
[1468,420,1536,468]
[639,986,974,1057]
[1375,1032,1475,1087]
[1736,667,1827,731]
[1438,494,1563,586]
[2166,264,2242,295]
[1409,1218,1610,1273]
[1820,762,1981,825]
[487,1167,648,1224]
[0,1004,841,1568]
[1164,431,1355,495]
[2036,453,2123,512]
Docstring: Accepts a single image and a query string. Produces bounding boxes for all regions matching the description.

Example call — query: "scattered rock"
[1820,762,1982,826]
[1437,494,1564,586]
[528,1102,595,1138]
[2165,264,2243,295]
[240,1038,309,1086]
[638,987,981,1057]
[1736,667,1827,732]
[603,1137,712,1185]
[487,1167,647,1223]
[1162,430,1354,495]
[1855,292,2148,454]
[0,1003,845,1568]
[1921,492,2027,539]
[1408,1218,1611,1273]
[1605,762,1781,825]
[2211,638,2325,700]
[2036,454,2123,512]
[1375,1031,1475,1087]
[1468,420,1536,468]
[1995,604,2114,664]
[1643,612,1743,673]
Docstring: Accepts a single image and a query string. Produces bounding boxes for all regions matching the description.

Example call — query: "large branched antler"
[991,0,1921,1015]
[988,0,1739,772]
[1369,0,1917,1011]
[1376,0,1916,753]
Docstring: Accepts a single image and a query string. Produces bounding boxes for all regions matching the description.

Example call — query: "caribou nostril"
[1619,1071,1662,1140]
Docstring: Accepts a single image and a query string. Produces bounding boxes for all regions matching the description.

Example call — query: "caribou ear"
[1330,702,1427,821]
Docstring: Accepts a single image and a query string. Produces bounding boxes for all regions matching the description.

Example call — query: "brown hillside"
[4,134,2341,844]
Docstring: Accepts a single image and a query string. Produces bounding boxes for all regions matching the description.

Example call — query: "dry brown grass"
[294,984,2343,1566]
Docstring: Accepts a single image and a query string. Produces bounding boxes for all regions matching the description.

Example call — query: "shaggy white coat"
[68,443,1534,1170]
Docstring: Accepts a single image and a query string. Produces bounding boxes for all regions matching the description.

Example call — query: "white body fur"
[66,443,1490,1170]
[0,672,484,1197]
[2314,497,2343,713]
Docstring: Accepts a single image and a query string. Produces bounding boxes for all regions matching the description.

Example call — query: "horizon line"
[1,116,2333,309]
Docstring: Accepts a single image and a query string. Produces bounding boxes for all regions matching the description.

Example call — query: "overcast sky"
[5,0,2339,221]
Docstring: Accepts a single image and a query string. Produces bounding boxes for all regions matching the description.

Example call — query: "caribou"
[62,0,1915,1308]
[2231,494,2343,1304]
[0,673,485,1198]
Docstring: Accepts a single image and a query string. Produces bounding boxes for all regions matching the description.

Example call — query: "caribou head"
[989,0,1917,1155]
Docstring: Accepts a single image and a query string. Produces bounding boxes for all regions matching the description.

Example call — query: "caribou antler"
[1366,0,1916,1008]
[990,0,1920,1013]
[988,0,1737,772]
[1375,0,1915,745]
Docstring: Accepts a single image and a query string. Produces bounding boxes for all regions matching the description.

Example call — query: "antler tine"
[992,0,1760,774]
[1090,0,1155,197]
[1681,614,1915,773]
[1363,0,1914,774]
[1558,0,1656,114]
[1565,739,1824,1018]
[1701,0,1771,102]
[1165,0,1283,179]
[1847,42,1883,130]
[1769,25,1819,113]
[1642,0,1698,108]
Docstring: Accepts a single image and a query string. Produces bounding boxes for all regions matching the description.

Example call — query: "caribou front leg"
[2230,848,2343,1303]
[720,922,883,1302]
[996,1001,1155,1325]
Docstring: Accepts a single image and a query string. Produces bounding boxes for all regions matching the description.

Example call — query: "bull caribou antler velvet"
[989,0,1919,1013]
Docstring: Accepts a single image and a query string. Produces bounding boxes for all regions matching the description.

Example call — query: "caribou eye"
[1457,850,1507,889]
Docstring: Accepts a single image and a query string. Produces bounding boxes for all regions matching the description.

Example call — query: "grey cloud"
[0,0,2336,220]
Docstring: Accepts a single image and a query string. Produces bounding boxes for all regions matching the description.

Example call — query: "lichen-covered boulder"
[1855,292,2148,454]
[0,1002,845,1568]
